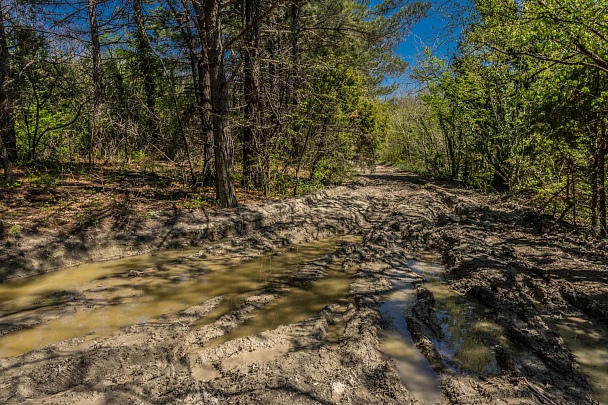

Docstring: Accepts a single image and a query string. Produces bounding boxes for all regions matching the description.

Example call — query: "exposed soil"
[1,166,607,404]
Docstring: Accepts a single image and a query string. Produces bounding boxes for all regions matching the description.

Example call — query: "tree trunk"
[87,0,103,167]
[591,130,598,233]
[198,0,237,208]
[167,0,214,185]
[196,53,214,185]
[133,0,159,147]
[447,132,457,180]
[491,163,509,192]
[599,119,607,237]
[290,0,301,91]
[242,0,261,187]
[0,3,16,179]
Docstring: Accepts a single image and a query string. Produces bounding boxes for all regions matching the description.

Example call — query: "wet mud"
[1,166,607,404]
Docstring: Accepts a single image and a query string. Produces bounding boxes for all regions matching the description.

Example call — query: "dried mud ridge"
[1,167,607,404]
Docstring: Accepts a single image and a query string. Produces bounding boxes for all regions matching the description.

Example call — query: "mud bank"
[1,166,607,404]
[0,184,366,283]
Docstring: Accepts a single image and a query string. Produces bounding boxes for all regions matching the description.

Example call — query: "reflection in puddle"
[380,254,511,404]
[542,314,608,404]
[0,237,351,358]
[406,257,508,375]
[379,270,442,405]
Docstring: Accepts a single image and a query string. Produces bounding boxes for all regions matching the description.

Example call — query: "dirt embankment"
[0,182,362,282]
[0,167,607,404]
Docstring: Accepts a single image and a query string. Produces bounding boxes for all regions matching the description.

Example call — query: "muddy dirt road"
[1,167,607,404]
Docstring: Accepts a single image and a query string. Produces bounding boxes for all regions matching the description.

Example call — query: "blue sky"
[370,0,465,92]
[398,1,460,64]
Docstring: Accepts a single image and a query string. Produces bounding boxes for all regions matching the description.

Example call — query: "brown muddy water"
[379,254,513,405]
[380,254,608,405]
[4,236,606,404]
[542,314,608,404]
[412,257,511,376]
[380,279,442,405]
[0,237,353,358]
[205,259,358,348]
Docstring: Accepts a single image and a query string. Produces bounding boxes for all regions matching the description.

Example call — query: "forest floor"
[1,166,607,404]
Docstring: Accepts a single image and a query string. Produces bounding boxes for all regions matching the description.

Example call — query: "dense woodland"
[383,0,608,238]
[1,0,607,238]
[0,0,427,208]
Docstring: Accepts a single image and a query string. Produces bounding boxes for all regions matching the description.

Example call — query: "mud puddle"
[542,314,608,404]
[207,259,359,347]
[380,274,442,404]
[380,254,512,404]
[0,236,352,358]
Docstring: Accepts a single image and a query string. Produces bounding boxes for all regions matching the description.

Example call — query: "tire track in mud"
[390,185,604,404]
[0,167,606,404]
[0,173,413,404]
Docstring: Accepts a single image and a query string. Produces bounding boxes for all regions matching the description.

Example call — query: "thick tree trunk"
[242,0,261,187]
[290,0,301,85]
[133,0,159,147]
[87,0,103,167]
[198,0,237,208]
[0,4,16,179]
[288,0,302,173]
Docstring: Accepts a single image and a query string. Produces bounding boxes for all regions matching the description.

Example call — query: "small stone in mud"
[332,381,347,398]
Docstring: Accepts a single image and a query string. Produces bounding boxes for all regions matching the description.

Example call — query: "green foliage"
[0,179,22,190]
[383,0,608,235]
[8,223,21,236]
[351,98,389,170]
[28,170,59,189]
[1,0,429,201]
[182,193,206,210]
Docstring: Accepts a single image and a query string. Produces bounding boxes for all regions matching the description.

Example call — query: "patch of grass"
[181,192,217,210]
[0,180,22,190]
[294,179,325,196]
[8,223,21,235]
